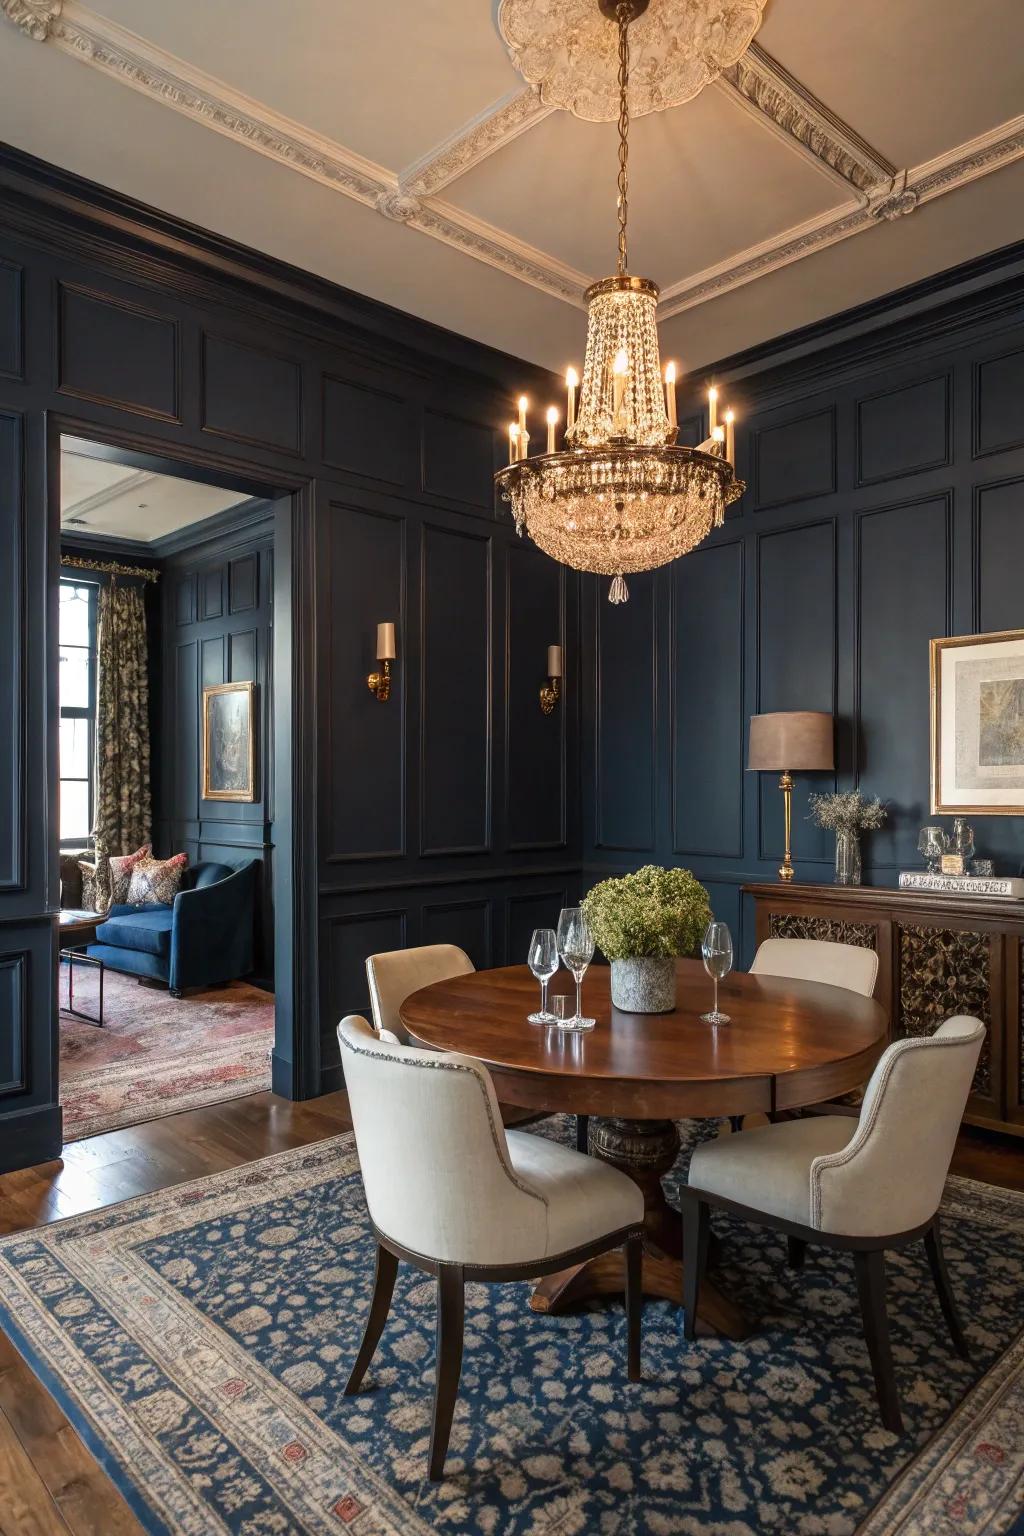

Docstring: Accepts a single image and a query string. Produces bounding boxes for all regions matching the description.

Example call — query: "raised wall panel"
[505,543,565,851]
[0,414,23,890]
[229,553,259,614]
[675,414,703,449]
[757,522,836,864]
[0,954,26,1096]
[754,407,835,510]
[857,495,950,867]
[595,572,655,851]
[422,409,494,510]
[975,348,1024,457]
[421,898,493,970]
[325,504,405,863]
[0,261,22,379]
[175,641,200,821]
[229,630,257,685]
[321,909,406,1025]
[58,285,178,421]
[322,374,414,486]
[420,523,491,855]
[201,635,225,690]
[174,574,196,627]
[976,477,1024,632]
[857,375,950,485]
[202,333,301,453]
[200,567,224,621]
[673,541,743,857]
[505,888,571,965]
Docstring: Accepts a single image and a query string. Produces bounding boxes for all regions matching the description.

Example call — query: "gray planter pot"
[610,956,677,1014]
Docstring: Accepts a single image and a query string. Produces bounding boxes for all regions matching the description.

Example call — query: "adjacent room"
[0,2,1022,1534]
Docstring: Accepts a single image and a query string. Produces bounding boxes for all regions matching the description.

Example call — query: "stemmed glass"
[701,921,733,1026]
[918,825,947,874]
[556,907,596,1031]
[527,928,559,1024]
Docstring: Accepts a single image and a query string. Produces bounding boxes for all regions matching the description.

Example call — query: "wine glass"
[701,921,733,1026]
[556,907,596,1032]
[527,928,559,1024]
[917,825,947,874]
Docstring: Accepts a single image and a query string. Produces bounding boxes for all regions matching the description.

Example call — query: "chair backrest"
[750,936,878,997]
[810,1016,985,1236]
[338,1015,547,1265]
[365,943,474,1043]
[181,861,236,891]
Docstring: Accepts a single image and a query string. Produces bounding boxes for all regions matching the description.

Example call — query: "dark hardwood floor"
[0,1092,1021,1536]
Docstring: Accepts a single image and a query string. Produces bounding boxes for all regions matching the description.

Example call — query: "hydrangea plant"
[582,864,712,961]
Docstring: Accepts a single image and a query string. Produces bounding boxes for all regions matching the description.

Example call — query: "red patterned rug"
[59,967,275,1142]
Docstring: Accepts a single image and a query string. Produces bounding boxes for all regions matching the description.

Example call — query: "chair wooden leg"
[428,1264,465,1482]
[345,1243,399,1394]
[924,1218,971,1360]
[681,1197,710,1342]
[575,1115,590,1153]
[728,1116,744,1135]
[787,1236,807,1271]
[853,1249,903,1435]
[624,1234,642,1381]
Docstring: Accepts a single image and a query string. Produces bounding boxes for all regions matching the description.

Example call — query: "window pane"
[59,779,90,843]
[59,645,90,709]
[60,717,90,780]
[59,585,93,648]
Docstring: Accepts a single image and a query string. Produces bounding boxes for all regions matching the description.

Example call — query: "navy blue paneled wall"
[583,293,1024,967]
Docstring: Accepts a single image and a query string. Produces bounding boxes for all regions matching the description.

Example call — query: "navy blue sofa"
[87,860,257,996]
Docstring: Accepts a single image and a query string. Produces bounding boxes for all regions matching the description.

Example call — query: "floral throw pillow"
[127,852,188,907]
[109,844,152,906]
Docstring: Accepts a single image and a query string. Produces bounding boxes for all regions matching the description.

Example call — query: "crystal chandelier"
[495,0,744,604]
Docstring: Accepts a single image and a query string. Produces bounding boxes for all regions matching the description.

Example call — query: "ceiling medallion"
[497,0,767,121]
[495,0,744,605]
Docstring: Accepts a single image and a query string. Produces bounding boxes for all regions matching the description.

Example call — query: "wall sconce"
[367,622,396,702]
[540,644,562,715]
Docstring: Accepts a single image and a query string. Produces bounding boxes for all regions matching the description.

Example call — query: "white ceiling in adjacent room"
[61,437,247,543]
[2,0,1022,372]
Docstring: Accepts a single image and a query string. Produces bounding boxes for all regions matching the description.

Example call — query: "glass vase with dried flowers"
[807,791,888,886]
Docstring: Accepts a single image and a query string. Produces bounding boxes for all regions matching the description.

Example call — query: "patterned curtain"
[91,579,151,911]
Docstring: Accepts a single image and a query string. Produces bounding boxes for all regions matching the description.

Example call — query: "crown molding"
[61,467,155,525]
[718,43,895,196]
[0,0,61,41]
[29,2,588,307]
[400,86,554,197]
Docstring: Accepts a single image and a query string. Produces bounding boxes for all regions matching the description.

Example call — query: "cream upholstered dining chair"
[366,943,474,1043]
[338,1015,644,1480]
[750,936,879,997]
[367,942,591,1152]
[682,1017,984,1435]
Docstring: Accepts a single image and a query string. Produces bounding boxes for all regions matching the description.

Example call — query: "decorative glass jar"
[834,828,862,886]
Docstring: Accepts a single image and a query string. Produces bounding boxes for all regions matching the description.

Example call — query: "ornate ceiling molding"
[718,43,895,196]
[1,0,61,41]
[497,0,767,122]
[37,3,587,308]
[400,87,554,197]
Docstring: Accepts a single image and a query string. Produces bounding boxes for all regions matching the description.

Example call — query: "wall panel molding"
[57,281,180,422]
[0,952,27,1096]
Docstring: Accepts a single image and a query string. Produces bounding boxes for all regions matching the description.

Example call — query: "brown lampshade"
[747,711,834,772]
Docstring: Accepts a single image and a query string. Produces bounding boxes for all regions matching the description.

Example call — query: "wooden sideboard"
[743,882,1024,1138]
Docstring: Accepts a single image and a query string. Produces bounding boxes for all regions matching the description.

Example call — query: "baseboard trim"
[0,1104,64,1174]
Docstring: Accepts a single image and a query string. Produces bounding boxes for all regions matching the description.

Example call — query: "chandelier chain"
[616,2,630,274]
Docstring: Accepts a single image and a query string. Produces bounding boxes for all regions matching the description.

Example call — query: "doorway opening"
[54,431,290,1143]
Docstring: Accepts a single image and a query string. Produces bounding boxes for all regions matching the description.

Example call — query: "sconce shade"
[376,622,397,661]
[547,644,563,679]
[747,711,834,771]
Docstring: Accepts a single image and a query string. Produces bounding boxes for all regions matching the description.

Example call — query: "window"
[58,580,98,847]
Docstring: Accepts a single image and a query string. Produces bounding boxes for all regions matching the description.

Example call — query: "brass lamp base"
[778,770,795,882]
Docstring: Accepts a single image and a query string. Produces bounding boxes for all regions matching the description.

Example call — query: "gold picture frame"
[202,681,256,802]
[930,628,1024,815]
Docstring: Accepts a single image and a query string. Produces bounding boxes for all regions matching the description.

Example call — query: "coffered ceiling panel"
[448,88,843,280]
[1,0,1022,373]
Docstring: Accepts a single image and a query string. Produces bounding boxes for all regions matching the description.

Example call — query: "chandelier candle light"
[495,0,743,604]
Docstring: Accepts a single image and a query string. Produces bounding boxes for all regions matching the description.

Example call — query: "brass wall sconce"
[367,622,396,702]
[747,711,834,881]
[540,644,562,715]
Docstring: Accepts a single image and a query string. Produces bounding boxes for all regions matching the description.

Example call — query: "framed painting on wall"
[930,629,1024,814]
[202,681,256,802]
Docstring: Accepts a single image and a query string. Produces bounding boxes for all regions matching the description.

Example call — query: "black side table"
[60,949,105,1026]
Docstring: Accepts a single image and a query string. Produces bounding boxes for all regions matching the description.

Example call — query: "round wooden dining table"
[400,958,888,1339]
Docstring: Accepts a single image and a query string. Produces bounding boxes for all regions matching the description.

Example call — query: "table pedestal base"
[529,1116,749,1341]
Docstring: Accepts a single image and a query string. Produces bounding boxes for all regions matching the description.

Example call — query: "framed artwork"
[930,629,1024,815]
[202,681,256,802]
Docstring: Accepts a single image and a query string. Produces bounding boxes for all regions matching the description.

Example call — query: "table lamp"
[747,712,834,882]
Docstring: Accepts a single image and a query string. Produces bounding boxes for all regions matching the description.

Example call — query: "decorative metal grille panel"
[897,924,992,1100]
[769,914,877,949]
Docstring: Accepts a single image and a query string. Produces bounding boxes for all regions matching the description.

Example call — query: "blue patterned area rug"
[0,1120,1022,1535]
